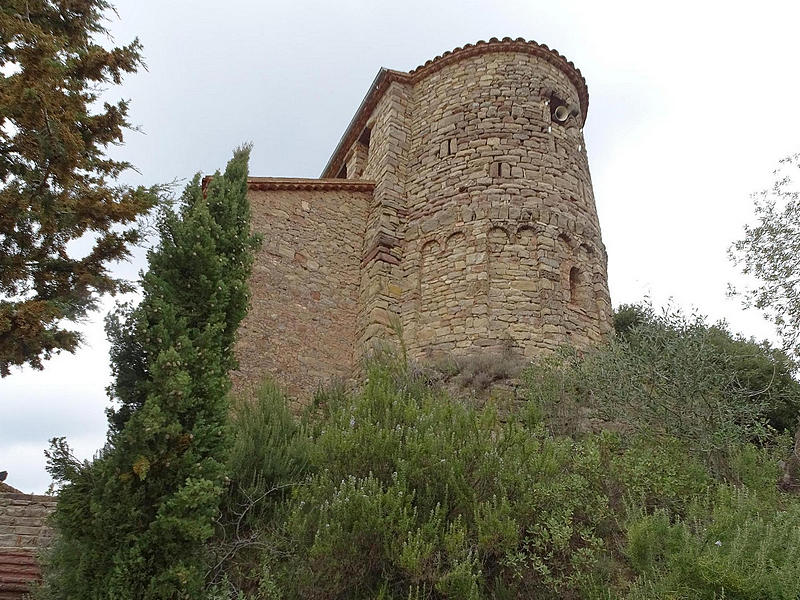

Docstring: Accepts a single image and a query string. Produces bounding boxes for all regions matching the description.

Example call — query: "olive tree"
[730,153,800,359]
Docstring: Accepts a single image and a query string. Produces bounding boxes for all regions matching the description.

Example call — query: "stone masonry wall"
[396,50,611,359]
[343,43,611,362]
[233,182,370,398]
[356,81,411,351]
[238,39,613,398]
[0,492,55,600]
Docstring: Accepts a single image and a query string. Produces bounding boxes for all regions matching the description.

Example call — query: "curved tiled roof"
[0,550,40,598]
[322,37,589,178]
[407,37,588,110]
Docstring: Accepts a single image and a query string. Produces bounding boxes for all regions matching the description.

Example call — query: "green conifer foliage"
[40,147,259,599]
[0,1,160,375]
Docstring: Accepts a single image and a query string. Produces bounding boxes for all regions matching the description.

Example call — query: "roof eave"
[320,68,390,178]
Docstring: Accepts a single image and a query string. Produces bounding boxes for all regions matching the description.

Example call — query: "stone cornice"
[202,176,375,193]
[321,37,589,178]
[408,38,588,111]
[247,177,375,192]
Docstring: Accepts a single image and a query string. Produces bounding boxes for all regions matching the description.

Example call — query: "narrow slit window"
[359,126,372,148]
[569,266,580,304]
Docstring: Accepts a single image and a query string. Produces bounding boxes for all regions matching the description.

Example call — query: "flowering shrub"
[213,354,799,598]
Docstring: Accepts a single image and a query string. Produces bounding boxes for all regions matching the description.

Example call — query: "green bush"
[220,360,620,598]
[226,382,310,522]
[208,333,800,598]
[215,355,798,599]
[207,382,311,593]
[624,487,800,599]
[526,305,783,474]
[614,303,800,433]
[608,435,712,515]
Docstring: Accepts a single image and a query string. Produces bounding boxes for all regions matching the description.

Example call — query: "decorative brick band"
[361,232,401,267]
[321,37,589,179]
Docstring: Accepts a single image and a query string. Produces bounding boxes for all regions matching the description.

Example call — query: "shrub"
[225,382,310,524]
[208,382,312,593]
[432,347,526,393]
[614,302,800,433]
[624,486,800,599]
[237,359,618,598]
[526,305,778,473]
[608,435,712,515]
[212,350,799,598]
[522,347,592,436]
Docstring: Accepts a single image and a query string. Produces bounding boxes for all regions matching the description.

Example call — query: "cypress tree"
[41,146,259,599]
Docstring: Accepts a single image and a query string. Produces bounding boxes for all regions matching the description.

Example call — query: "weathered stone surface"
[234,39,612,399]
[231,183,370,399]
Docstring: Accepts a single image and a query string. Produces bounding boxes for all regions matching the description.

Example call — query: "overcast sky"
[3,0,800,494]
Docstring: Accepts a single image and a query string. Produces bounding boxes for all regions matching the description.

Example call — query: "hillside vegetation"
[206,306,800,599]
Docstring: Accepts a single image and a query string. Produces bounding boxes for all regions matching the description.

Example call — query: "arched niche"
[487,226,509,254]
[421,239,441,257]
[566,265,594,313]
[515,226,537,263]
[516,225,537,245]
[419,239,442,304]
[445,231,466,250]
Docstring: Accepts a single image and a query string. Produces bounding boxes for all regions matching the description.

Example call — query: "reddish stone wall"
[0,493,55,600]
[233,183,370,398]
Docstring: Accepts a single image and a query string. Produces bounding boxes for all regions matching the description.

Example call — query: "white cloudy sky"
[2,0,800,494]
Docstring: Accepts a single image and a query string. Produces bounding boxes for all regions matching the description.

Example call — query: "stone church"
[234,37,612,396]
[0,38,616,599]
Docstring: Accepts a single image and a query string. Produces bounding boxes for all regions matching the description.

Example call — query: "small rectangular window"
[439,138,457,158]
[490,161,510,178]
[358,126,371,147]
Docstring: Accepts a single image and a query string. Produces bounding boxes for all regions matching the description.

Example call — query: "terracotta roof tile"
[0,550,40,598]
